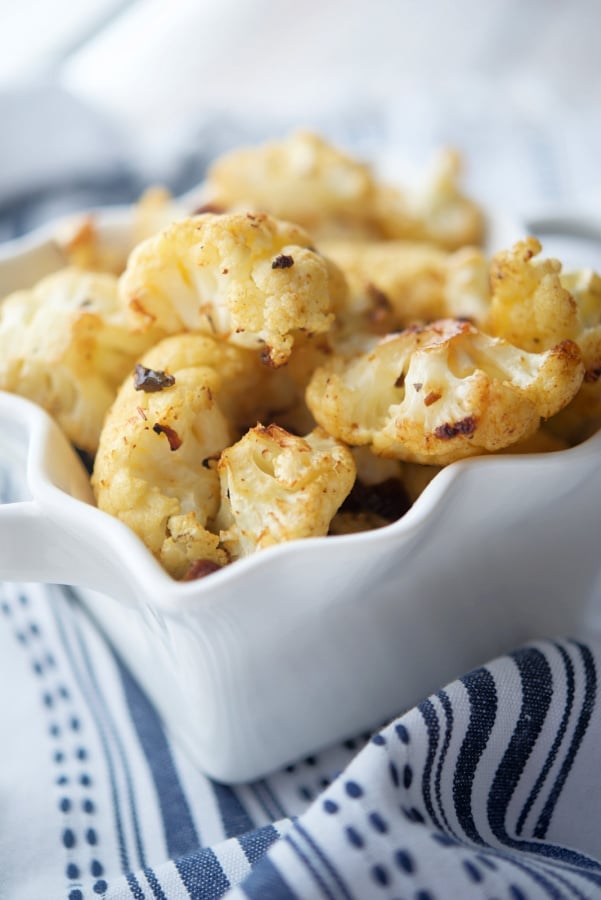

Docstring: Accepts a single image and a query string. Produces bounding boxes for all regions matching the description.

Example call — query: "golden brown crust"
[306,318,584,465]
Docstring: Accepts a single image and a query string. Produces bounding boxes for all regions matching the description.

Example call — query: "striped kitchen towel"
[0,579,600,899]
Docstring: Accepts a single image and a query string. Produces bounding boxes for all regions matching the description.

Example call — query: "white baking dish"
[1,208,600,783]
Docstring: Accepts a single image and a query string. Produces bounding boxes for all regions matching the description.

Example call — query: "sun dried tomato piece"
[133,364,176,393]
[434,415,476,440]
[271,253,294,269]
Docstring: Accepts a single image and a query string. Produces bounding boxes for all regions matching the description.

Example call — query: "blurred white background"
[1,0,600,238]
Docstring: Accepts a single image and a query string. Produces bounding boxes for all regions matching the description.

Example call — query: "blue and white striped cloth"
[2,576,601,900]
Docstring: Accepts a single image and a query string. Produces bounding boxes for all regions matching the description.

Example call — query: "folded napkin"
[1,576,599,900]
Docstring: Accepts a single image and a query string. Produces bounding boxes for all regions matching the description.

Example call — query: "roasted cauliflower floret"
[487,238,579,351]
[92,333,283,578]
[320,239,489,337]
[216,424,356,559]
[55,189,189,275]
[133,186,188,243]
[306,318,584,465]
[204,132,484,249]
[375,148,485,250]
[557,268,601,411]
[126,332,300,435]
[204,130,384,240]
[488,239,601,428]
[120,211,341,367]
[55,216,128,274]
[542,268,601,443]
[0,268,158,453]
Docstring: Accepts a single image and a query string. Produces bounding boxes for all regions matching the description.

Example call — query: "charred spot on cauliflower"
[306,318,584,465]
[215,424,356,559]
[120,211,344,367]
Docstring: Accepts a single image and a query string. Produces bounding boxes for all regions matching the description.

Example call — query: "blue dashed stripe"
[51,593,130,873]
[1,585,108,896]
[69,597,149,870]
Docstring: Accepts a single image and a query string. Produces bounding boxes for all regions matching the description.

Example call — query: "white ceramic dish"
[1,208,601,783]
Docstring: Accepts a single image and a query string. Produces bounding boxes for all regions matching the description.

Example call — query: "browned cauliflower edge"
[306,318,584,465]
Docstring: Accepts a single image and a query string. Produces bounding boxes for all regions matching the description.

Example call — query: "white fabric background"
[0,0,600,222]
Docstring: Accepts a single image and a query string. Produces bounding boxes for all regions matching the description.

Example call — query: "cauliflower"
[488,239,601,430]
[133,186,188,243]
[216,424,356,559]
[204,130,384,240]
[542,269,601,442]
[306,318,584,465]
[204,132,484,249]
[56,189,191,276]
[375,148,485,250]
[487,238,579,351]
[0,268,159,452]
[320,238,489,337]
[55,216,128,274]
[92,332,318,578]
[557,268,601,414]
[120,211,342,367]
